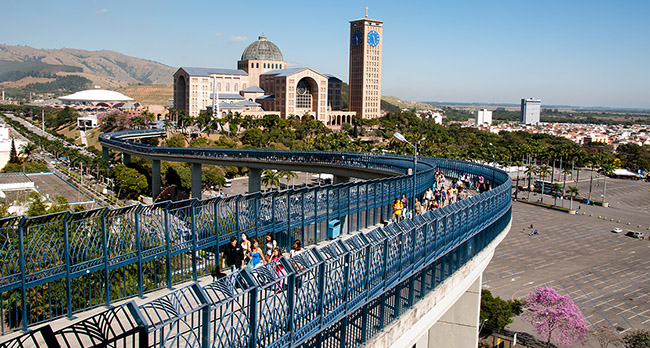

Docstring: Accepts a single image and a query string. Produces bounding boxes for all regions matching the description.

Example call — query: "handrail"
[0,128,511,340]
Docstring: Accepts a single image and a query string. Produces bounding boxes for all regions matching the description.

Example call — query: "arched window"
[226,83,230,92]
[243,83,247,89]
[256,63,259,68]
[217,82,221,92]
[234,83,238,91]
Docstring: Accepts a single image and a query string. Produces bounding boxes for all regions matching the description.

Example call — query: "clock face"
[352,30,363,47]
[367,30,380,47]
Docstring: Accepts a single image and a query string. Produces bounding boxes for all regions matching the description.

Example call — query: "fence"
[0,184,511,347]
[0,129,511,338]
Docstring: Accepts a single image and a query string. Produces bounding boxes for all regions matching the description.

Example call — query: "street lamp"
[489,143,496,187]
[394,132,425,219]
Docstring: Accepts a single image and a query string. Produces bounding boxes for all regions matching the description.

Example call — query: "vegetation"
[111,164,148,198]
[479,289,522,333]
[522,287,588,348]
[623,329,650,348]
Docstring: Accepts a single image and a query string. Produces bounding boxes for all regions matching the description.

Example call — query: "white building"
[520,98,541,125]
[0,125,27,170]
[476,109,492,126]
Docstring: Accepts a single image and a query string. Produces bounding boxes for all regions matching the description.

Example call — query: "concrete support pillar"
[122,153,131,165]
[427,276,482,348]
[102,147,109,162]
[334,175,350,185]
[152,159,161,200]
[191,163,202,199]
[248,167,262,193]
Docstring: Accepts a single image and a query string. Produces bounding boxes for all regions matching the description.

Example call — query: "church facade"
[173,36,354,126]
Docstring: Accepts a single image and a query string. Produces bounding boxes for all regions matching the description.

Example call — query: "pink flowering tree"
[523,286,588,348]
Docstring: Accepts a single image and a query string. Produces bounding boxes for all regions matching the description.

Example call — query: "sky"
[2,0,650,108]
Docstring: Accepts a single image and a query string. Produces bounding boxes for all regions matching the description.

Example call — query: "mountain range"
[0,44,175,89]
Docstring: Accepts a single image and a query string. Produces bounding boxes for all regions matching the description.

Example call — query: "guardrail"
[0,129,511,339]
[0,195,511,347]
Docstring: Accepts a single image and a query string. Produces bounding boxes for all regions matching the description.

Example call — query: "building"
[476,109,492,126]
[172,36,348,125]
[0,125,27,170]
[520,98,541,125]
[349,11,383,120]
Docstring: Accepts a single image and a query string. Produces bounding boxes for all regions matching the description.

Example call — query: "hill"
[382,96,434,111]
[0,44,175,89]
[116,85,173,106]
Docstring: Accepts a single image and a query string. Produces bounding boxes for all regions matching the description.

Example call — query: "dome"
[240,36,284,62]
[58,89,133,102]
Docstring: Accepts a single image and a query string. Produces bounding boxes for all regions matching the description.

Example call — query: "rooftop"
[240,36,284,62]
[58,89,133,102]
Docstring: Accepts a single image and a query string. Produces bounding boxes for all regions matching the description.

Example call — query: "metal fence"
[0,130,511,340]
[0,185,511,347]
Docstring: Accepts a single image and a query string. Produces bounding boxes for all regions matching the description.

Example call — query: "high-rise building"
[476,109,492,126]
[520,98,541,125]
[349,9,383,119]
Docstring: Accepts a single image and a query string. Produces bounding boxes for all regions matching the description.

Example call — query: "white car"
[612,227,623,233]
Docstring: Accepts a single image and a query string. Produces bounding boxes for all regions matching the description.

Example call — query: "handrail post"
[101,210,110,306]
[164,208,172,289]
[134,208,143,298]
[63,215,72,318]
[191,203,198,281]
[18,221,27,332]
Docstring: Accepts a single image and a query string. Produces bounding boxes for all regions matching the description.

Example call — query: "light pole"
[489,142,496,187]
[394,132,425,219]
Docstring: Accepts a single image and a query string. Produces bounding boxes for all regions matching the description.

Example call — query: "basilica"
[173,36,354,126]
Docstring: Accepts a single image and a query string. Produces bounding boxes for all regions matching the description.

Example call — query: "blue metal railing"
[0,129,511,343]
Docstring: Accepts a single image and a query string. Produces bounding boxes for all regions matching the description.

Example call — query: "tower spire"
[365,6,368,18]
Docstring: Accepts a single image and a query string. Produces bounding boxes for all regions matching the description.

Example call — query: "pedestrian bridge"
[0,129,512,347]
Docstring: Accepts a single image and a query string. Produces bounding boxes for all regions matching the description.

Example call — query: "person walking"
[248,239,265,269]
[392,198,403,222]
[264,233,277,262]
[224,236,244,271]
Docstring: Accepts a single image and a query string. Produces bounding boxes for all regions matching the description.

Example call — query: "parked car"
[626,231,644,239]
[612,227,623,233]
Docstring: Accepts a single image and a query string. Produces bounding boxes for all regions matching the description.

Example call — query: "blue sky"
[2,0,649,108]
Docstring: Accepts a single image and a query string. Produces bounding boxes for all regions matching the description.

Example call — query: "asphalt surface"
[484,177,650,344]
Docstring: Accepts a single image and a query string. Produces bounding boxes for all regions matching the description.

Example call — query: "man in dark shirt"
[224,236,243,271]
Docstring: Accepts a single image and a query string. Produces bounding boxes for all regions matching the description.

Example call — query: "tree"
[567,186,579,210]
[111,164,148,198]
[522,286,588,348]
[525,164,536,201]
[26,192,47,217]
[261,169,280,191]
[165,133,186,148]
[20,142,37,162]
[623,329,650,348]
[538,165,551,203]
[480,289,522,333]
[9,138,20,164]
[591,323,622,348]
[601,163,613,203]
[278,170,298,189]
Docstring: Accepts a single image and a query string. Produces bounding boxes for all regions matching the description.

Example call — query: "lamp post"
[394,132,425,219]
[489,142,496,187]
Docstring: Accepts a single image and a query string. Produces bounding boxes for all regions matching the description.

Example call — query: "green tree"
[26,192,47,217]
[567,186,579,210]
[111,164,148,198]
[525,164,536,201]
[279,170,298,189]
[480,289,523,334]
[623,329,650,348]
[8,138,20,164]
[20,142,37,162]
[165,133,186,148]
[261,169,280,191]
[538,164,551,203]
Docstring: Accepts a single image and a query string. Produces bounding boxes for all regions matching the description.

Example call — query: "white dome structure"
[59,89,133,102]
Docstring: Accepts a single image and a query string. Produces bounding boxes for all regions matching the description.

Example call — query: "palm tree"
[567,186,579,210]
[601,163,613,203]
[261,169,281,191]
[561,167,571,207]
[514,160,523,200]
[538,165,551,203]
[278,170,298,189]
[20,143,37,163]
[525,164,536,201]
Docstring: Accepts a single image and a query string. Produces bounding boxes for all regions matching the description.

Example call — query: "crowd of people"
[222,232,305,272]
[391,171,492,222]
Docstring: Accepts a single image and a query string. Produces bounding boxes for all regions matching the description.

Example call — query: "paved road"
[484,178,650,343]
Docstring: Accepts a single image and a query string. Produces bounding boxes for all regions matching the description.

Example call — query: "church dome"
[241,36,284,62]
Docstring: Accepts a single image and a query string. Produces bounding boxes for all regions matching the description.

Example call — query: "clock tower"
[349,9,383,119]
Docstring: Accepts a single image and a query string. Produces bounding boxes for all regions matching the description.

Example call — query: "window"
[226,83,230,92]
[234,83,238,91]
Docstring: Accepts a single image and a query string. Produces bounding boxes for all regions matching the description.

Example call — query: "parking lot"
[484,178,650,337]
